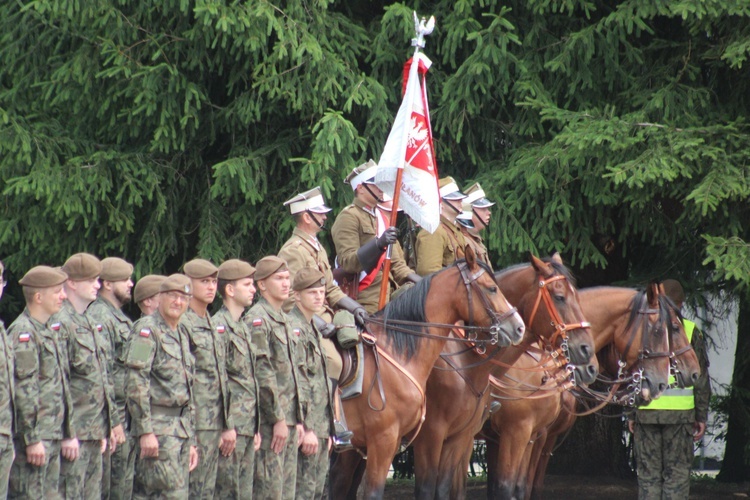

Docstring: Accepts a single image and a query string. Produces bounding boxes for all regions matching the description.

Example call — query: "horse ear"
[529,254,553,277]
[646,282,660,307]
[465,244,478,270]
[550,252,563,265]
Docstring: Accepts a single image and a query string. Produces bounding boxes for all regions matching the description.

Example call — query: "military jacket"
[86,297,133,426]
[415,216,468,276]
[331,198,413,313]
[243,297,303,427]
[53,300,118,440]
[8,309,75,445]
[213,306,259,437]
[289,308,333,438]
[0,319,15,437]
[181,308,232,431]
[461,229,493,272]
[633,324,711,425]
[123,311,195,440]
[279,227,347,316]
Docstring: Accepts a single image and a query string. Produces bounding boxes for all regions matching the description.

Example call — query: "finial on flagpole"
[412,12,436,50]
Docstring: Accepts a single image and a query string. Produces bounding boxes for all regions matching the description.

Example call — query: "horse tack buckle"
[489,324,501,345]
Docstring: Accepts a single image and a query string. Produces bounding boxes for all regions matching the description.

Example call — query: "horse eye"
[554,294,565,303]
[488,286,498,294]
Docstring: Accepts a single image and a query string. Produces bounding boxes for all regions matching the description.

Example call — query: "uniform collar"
[353,197,377,217]
[257,296,287,323]
[292,227,320,251]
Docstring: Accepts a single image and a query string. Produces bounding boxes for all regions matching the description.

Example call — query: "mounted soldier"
[457,181,495,271]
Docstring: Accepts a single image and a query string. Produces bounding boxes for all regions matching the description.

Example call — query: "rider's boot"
[331,378,354,451]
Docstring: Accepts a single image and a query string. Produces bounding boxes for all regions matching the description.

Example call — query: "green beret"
[254,256,288,281]
[19,266,68,288]
[62,252,102,280]
[292,267,326,291]
[100,257,134,281]
[134,275,166,303]
[160,274,192,295]
[183,258,219,279]
[218,259,256,281]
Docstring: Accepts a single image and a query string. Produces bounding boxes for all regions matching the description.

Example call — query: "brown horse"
[484,284,702,500]
[408,254,597,500]
[328,246,526,499]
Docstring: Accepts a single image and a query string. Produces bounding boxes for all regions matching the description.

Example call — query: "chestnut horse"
[409,254,597,500]
[484,284,701,499]
[328,246,526,499]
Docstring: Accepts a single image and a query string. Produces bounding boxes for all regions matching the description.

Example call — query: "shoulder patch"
[96,324,103,332]
[18,332,31,343]
[293,328,301,337]
[50,322,61,331]
[139,328,151,338]
[216,325,226,334]
[252,318,263,327]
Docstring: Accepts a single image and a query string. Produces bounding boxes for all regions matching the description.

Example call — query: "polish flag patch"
[293,328,301,337]
[18,332,31,343]
[139,329,151,338]
[216,325,226,334]
[252,318,263,327]
[50,322,61,331]
[96,324,103,332]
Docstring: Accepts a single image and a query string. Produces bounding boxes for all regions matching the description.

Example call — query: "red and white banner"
[375,52,440,234]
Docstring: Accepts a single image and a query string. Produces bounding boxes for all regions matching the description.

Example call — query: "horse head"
[658,284,701,388]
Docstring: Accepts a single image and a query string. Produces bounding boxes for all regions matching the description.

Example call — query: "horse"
[328,245,526,499]
[483,284,702,500]
[407,254,597,500]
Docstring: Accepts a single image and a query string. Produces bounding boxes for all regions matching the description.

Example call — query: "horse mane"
[624,290,674,347]
[378,273,434,361]
[495,258,576,287]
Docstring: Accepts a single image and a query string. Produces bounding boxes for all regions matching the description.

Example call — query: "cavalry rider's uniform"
[458,182,496,271]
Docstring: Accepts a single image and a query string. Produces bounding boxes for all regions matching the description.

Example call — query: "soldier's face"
[191,276,218,305]
[231,277,256,307]
[139,294,160,316]
[472,207,491,229]
[261,271,290,302]
[160,291,190,321]
[112,278,134,304]
[71,277,100,303]
[40,285,67,316]
[296,287,325,315]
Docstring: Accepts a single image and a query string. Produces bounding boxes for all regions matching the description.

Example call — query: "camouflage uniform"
[123,310,195,499]
[244,296,304,500]
[331,198,413,313]
[631,322,711,500]
[8,309,75,499]
[415,215,468,276]
[86,296,135,500]
[180,308,232,499]
[53,300,118,500]
[213,305,260,500]
[289,308,333,500]
[0,318,15,499]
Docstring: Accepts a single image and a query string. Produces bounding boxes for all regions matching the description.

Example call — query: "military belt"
[151,404,187,417]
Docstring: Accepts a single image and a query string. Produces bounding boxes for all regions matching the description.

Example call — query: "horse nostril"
[516,325,525,337]
[587,363,597,377]
[692,371,700,383]
[658,383,668,394]
[580,344,591,359]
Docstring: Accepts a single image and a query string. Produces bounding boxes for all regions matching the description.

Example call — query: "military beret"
[160,274,192,295]
[292,267,326,291]
[254,256,288,281]
[183,258,219,279]
[661,279,685,305]
[19,266,68,288]
[218,259,256,281]
[100,257,134,281]
[134,275,166,303]
[62,252,102,280]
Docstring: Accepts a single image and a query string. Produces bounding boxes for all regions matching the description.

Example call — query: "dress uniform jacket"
[331,198,412,313]
[461,229,493,271]
[415,216,468,276]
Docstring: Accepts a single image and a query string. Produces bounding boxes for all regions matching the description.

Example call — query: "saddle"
[339,341,365,400]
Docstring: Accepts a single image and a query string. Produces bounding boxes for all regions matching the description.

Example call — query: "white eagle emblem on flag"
[407,116,428,148]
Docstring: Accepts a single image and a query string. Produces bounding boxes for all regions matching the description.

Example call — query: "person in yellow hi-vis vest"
[628,279,711,500]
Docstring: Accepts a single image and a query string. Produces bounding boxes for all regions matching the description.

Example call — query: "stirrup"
[333,433,354,452]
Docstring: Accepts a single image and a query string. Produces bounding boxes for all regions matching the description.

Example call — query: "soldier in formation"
[133,275,165,317]
[0,261,13,498]
[457,182,495,270]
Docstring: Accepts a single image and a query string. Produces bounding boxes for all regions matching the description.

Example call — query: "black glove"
[375,226,399,249]
[312,315,337,338]
[353,307,369,328]
[336,296,369,328]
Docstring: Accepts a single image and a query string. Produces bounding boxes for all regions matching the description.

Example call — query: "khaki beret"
[62,252,102,280]
[218,259,256,281]
[134,275,166,303]
[160,274,192,295]
[183,258,219,279]
[19,266,68,288]
[254,256,288,281]
[661,279,685,305]
[292,267,326,291]
[100,257,134,281]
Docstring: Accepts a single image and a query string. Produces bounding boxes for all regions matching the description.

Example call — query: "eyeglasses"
[165,291,191,303]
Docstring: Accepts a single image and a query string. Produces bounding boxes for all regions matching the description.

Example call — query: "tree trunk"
[546,406,634,477]
[717,293,750,482]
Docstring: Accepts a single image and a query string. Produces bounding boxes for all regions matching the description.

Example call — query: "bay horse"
[409,253,597,500]
[484,284,701,499]
[328,245,526,499]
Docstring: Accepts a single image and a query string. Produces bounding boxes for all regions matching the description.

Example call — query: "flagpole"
[378,13,435,310]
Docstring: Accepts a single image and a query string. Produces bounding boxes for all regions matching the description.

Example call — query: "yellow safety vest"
[640,319,695,411]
